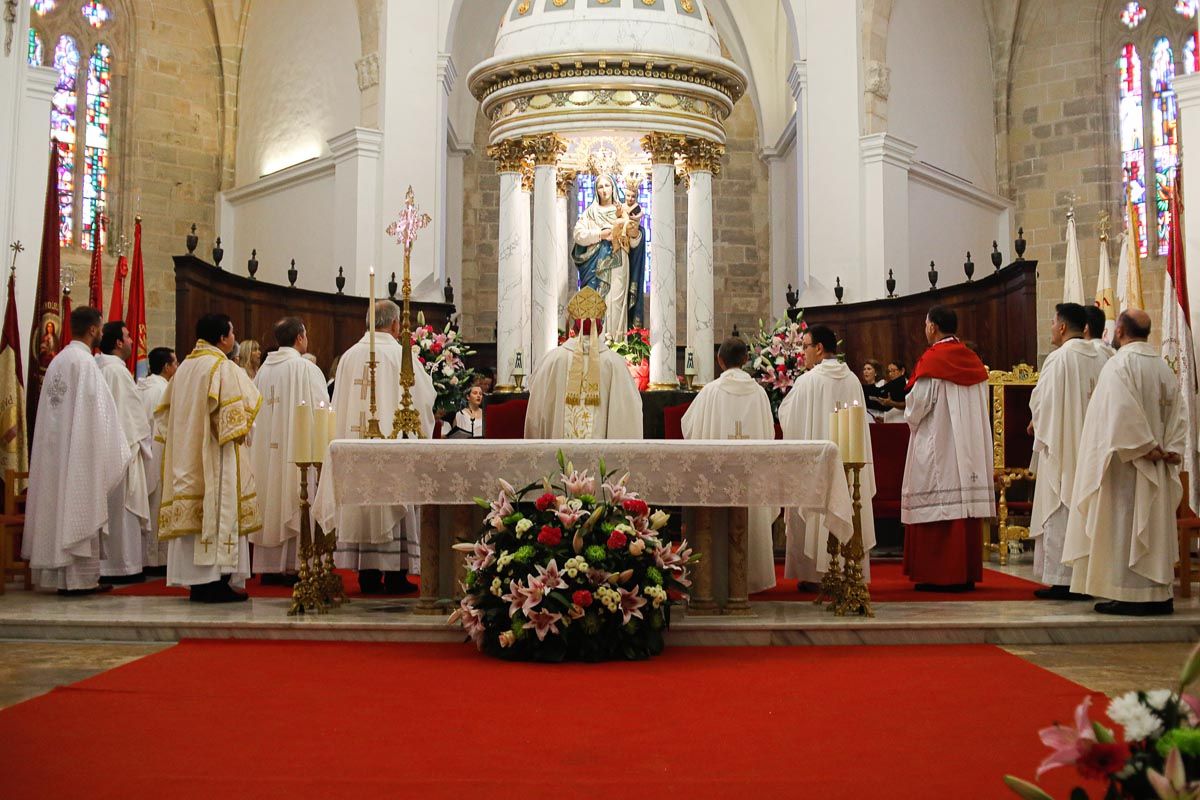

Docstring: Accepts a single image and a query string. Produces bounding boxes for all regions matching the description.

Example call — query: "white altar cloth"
[313,439,854,543]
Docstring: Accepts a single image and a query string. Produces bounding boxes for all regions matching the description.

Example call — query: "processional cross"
[384,186,432,439]
[8,240,22,274]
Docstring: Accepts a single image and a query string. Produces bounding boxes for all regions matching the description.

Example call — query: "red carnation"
[607,530,628,549]
[535,492,558,512]
[572,590,593,608]
[1076,742,1131,781]
[431,341,443,354]
[537,525,563,546]
[622,499,649,517]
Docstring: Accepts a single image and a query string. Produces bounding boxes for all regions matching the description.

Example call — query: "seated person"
[861,359,888,420]
[448,383,485,438]
[878,360,908,423]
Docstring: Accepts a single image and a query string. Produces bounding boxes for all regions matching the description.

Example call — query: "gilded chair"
[986,364,1038,565]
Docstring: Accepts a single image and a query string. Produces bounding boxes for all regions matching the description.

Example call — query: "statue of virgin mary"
[571,173,647,338]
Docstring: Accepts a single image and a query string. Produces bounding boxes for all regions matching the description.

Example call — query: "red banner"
[26,144,63,445]
[87,205,104,310]
[126,217,147,377]
[108,254,127,322]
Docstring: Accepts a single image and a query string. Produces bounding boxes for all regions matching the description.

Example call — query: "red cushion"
[1000,384,1035,470]
[662,402,691,440]
[869,423,910,519]
[484,399,528,439]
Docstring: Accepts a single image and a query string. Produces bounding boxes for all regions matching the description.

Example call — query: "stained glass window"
[1177,0,1199,17]
[27,29,42,66]
[1151,37,1178,256]
[32,0,57,15]
[1188,31,1200,73]
[576,173,596,217]
[1121,2,1148,28]
[81,1,111,27]
[1119,43,1148,257]
[81,43,110,248]
[51,34,79,246]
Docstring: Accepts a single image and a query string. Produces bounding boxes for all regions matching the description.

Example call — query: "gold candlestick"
[833,462,874,617]
[288,462,328,616]
[312,462,346,606]
[364,353,384,439]
[814,531,844,608]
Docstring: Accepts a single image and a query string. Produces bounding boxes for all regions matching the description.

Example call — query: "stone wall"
[459,97,772,348]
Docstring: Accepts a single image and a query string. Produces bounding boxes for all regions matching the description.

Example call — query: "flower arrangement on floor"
[610,326,652,391]
[412,314,476,418]
[745,316,808,415]
[449,453,697,662]
[1005,643,1200,799]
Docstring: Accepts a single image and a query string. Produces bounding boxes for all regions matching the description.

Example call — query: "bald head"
[1116,308,1151,345]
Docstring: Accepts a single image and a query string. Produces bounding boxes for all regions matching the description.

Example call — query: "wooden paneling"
[173,255,454,375]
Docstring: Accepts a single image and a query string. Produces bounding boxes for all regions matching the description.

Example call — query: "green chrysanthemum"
[464,570,477,588]
[585,545,607,564]
[645,566,663,586]
[1157,728,1200,758]
[581,613,601,635]
[513,545,536,563]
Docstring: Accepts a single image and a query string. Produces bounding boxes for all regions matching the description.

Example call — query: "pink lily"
[461,540,495,572]
[502,580,531,617]
[1035,696,1097,779]
[555,498,586,528]
[603,473,636,506]
[525,609,563,641]
[617,586,647,624]
[562,469,596,497]
[1148,748,1200,800]
[484,487,514,531]
[535,560,568,592]
[448,598,486,648]
[520,574,548,615]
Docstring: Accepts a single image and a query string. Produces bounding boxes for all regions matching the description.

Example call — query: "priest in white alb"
[1062,309,1185,616]
[1027,303,1104,600]
[95,320,153,583]
[156,313,261,603]
[777,323,876,590]
[249,317,328,583]
[137,346,176,572]
[524,287,643,440]
[1083,305,1116,361]
[322,299,435,595]
[23,306,130,595]
[681,337,776,594]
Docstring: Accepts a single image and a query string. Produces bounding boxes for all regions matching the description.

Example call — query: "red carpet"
[113,569,419,599]
[751,560,1043,602]
[0,640,1105,799]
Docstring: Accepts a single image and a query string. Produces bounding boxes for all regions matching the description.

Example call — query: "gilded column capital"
[523,133,568,166]
[487,139,527,173]
[641,132,685,165]
[519,163,535,193]
[556,168,577,198]
[681,137,725,177]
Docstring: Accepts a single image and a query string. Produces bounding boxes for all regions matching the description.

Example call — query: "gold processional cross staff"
[384,186,433,439]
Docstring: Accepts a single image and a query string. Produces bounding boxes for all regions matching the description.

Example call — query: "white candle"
[368,266,376,360]
[324,406,337,458]
[513,350,525,376]
[837,401,851,461]
[292,400,312,463]
[828,406,841,456]
[314,401,329,460]
[847,401,866,463]
[684,348,696,376]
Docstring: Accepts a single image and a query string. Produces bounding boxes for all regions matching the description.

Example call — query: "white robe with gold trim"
[524,337,643,440]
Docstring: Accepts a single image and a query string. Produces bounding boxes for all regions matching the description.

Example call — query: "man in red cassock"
[900,306,995,592]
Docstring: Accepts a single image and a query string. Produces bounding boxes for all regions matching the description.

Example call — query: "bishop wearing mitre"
[1027,303,1104,599]
[23,307,130,595]
[156,313,262,603]
[524,287,643,439]
[1062,309,1186,616]
[777,324,876,590]
[681,337,776,593]
[321,299,435,595]
[137,346,176,572]
[96,320,153,583]
[249,317,328,583]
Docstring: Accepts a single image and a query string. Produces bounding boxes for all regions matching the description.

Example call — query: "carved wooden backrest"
[987,363,1039,473]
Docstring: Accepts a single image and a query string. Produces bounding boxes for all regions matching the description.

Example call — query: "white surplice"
[524,337,643,440]
[777,360,877,582]
[137,373,169,566]
[326,331,435,573]
[681,368,777,593]
[1062,341,1186,602]
[22,342,130,590]
[1090,339,1116,361]
[96,353,153,577]
[249,347,329,574]
[1028,339,1105,586]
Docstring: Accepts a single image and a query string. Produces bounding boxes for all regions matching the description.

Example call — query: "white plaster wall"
[905,180,1005,297]
[886,0,997,192]
[235,0,360,185]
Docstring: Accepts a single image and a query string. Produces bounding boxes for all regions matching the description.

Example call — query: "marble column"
[684,138,723,386]
[1177,72,1200,355]
[518,166,534,376]
[642,133,681,389]
[527,135,566,369]
[415,505,442,615]
[487,141,526,389]
[555,169,576,328]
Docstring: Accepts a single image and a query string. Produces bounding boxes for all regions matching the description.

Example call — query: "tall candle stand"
[364,354,384,439]
[814,532,844,609]
[833,462,874,617]
[313,462,346,606]
[385,186,431,440]
[288,462,328,615]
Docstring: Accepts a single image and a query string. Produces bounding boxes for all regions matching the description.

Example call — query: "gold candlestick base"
[684,374,695,391]
[289,462,329,616]
[365,354,384,440]
[312,463,346,607]
[833,462,874,617]
[814,531,844,609]
[512,373,525,392]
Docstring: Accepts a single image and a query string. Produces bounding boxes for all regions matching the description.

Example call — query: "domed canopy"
[469,0,746,146]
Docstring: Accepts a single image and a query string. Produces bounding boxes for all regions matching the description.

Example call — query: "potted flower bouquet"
[744,316,808,416]
[412,315,477,418]
[610,326,652,391]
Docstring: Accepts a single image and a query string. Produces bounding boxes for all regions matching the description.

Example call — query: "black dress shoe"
[358,569,384,595]
[1094,598,1174,616]
[57,584,115,597]
[259,572,300,587]
[384,571,419,595]
[143,565,167,577]
[1034,585,1092,601]
[99,572,146,585]
[914,582,975,593]
[203,579,249,604]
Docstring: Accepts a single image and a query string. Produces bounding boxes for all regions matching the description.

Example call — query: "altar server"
[1028,303,1104,599]
[1063,309,1186,616]
[96,321,153,583]
[249,317,328,583]
[901,306,994,592]
[326,299,435,595]
[23,307,130,594]
[1083,304,1116,360]
[156,313,261,603]
[524,287,643,440]
[681,337,776,593]
[137,347,176,570]
[778,324,876,589]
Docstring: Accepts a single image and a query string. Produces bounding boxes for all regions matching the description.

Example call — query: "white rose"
[649,510,670,531]
[515,518,533,535]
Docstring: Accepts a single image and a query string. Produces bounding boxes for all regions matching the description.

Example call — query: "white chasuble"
[681,368,777,593]
[1028,339,1104,586]
[322,332,435,573]
[96,353,153,576]
[156,342,262,583]
[524,336,643,440]
[249,347,329,571]
[137,373,169,566]
[23,342,131,589]
[777,360,877,582]
[1062,341,1187,602]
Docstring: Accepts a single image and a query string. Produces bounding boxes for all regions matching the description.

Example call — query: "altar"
[312,439,853,615]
